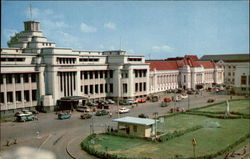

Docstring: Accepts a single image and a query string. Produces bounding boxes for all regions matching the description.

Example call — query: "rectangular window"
[135,83,138,92]
[241,75,247,85]
[7,92,13,102]
[15,74,21,83]
[90,85,93,94]
[249,75,250,85]
[0,75,3,84]
[109,84,113,93]
[80,72,83,80]
[32,90,37,101]
[6,74,12,84]
[139,70,142,77]
[123,83,128,93]
[228,72,231,76]
[0,92,4,103]
[139,83,142,92]
[31,74,36,82]
[109,70,113,78]
[100,71,103,78]
[133,125,137,132]
[84,85,88,94]
[81,86,83,92]
[104,71,108,78]
[16,91,22,102]
[95,84,99,93]
[184,75,186,83]
[89,71,93,79]
[100,84,104,93]
[23,74,29,83]
[143,82,146,91]
[143,70,147,77]
[232,72,235,76]
[135,70,138,78]
[105,83,108,93]
[84,71,88,79]
[95,71,98,79]
[24,90,29,102]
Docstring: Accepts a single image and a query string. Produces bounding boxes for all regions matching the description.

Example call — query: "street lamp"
[192,138,197,157]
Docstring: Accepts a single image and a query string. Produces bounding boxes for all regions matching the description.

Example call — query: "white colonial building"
[201,54,250,95]
[1,20,149,115]
[146,55,224,94]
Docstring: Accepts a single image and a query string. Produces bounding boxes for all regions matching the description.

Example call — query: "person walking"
[109,112,112,118]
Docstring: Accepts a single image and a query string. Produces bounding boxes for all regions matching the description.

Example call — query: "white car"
[180,94,188,99]
[118,107,130,114]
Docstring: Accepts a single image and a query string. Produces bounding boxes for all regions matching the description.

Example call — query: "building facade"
[146,55,224,94]
[1,21,149,115]
[201,54,250,95]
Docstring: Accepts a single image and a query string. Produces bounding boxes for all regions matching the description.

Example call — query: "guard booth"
[57,96,88,111]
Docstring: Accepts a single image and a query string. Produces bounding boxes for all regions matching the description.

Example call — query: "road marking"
[38,134,52,152]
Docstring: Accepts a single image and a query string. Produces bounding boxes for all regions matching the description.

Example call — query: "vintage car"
[118,107,130,114]
[58,113,71,120]
[16,113,36,122]
[95,110,109,116]
[80,113,92,119]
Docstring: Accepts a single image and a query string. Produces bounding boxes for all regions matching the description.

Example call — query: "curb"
[66,137,78,159]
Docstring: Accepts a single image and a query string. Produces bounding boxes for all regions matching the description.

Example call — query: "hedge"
[158,125,203,142]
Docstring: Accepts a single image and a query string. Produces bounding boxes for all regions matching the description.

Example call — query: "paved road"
[0,92,244,159]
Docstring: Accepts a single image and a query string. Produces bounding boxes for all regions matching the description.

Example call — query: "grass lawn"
[196,99,249,115]
[89,117,249,159]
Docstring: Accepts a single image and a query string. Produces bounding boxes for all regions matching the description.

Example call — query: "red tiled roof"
[197,61,215,68]
[146,58,216,70]
[184,55,199,61]
[146,61,179,70]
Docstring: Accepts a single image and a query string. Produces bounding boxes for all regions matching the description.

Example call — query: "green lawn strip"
[193,99,250,115]
[185,111,249,119]
[83,118,249,159]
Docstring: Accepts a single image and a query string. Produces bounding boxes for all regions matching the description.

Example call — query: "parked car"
[76,106,90,112]
[180,94,188,99]
[136,98,147,103]
[138,113,149,118]
[173,96,182,102]
[207,99,215,103]
[80,113,92,119]
[22,109,33,115]
[16,113,36,122]
[32,110,39,114]
[163,98,172,103]
[187,90,195,95]
[58,113,71,120]
[120,100,134,105]
[106,99,115,104]
[95,110,109,116]
[118,107,130,114]
[86,101,98,106]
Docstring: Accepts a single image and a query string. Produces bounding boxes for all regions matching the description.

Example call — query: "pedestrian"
[109,112,112,118]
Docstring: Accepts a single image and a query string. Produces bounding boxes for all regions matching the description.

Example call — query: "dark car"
[80,113,92,119]
[32,110,39,114]
[138,113,149,118]
[95,110,109,116]
[86,102,98,106]
[207,99,215,103]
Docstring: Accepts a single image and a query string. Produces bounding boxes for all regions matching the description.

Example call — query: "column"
[3,75,7,109]
[13,74,17,109]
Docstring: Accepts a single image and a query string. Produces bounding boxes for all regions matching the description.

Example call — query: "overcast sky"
[1,1,249,59]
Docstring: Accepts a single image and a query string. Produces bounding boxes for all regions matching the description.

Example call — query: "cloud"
[104,22,117,30]
[127,49,135,54]
[152,45,174,53]
[80,22,97,33]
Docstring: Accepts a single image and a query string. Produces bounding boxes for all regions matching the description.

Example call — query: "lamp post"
[192,138,197,157]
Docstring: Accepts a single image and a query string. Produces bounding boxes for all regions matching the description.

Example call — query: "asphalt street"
[0,92,243,159]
